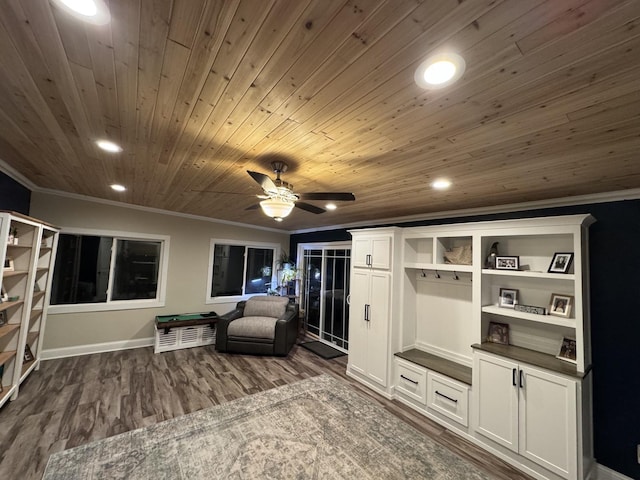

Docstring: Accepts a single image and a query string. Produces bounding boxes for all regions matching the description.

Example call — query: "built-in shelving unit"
[0,212,59,408]
[349,214,595,480]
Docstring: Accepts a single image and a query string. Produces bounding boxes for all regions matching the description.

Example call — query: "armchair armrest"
[215,302,246,351]
[274,303,300,355]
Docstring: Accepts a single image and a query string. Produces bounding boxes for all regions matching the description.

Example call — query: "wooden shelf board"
[30,309,43,321]
[395,349,472,385]
[482,269,575,281]
[471,343,587,379]
[32,291,45,300]
[6,244,32,250]
[0,300,24,312]
[0,350,17,366]
[481,305,577,328]
[27,332,39,345]
[0,323,20,340]
[0,386,16,408]
[2,269,29,278]
[21,359,37,379]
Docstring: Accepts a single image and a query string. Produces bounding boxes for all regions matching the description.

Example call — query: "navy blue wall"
[0,171,30,215]
[291,199,640,479]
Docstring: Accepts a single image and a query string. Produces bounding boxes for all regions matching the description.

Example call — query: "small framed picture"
[557,337,577,363]
[495,256,519,270]
[0,309,7,327]
[549,293,573,318]
[498,288,518,308]
[24,344,34,363]
[487,321,509,345]
[548,252,573,274]
[3,257,15,272]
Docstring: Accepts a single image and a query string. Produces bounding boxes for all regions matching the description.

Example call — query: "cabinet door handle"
[364,304,370,322]
[400,374,418,385]
[512,368,517,386]
[435,390,458,403]
[519,369,524,388]
[366,254,372,266]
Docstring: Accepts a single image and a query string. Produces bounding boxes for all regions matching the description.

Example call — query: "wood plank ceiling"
[0,0,639,230]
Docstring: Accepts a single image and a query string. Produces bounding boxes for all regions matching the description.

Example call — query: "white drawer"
[427,371,469,427]
[395,358,427,404]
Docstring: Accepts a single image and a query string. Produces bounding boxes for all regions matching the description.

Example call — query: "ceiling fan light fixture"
[260,198,295,220]
[415,53,465,89]
[110,184,126,192]
[325,203,337,210]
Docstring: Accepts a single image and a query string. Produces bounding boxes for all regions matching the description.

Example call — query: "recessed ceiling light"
[415,53,465,89]
[325,203,337,211]
[110,184,126,192]
[96,140,122,153]
[431,179,452,190]
[51,0,111,25]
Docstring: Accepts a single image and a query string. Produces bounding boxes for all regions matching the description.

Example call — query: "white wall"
[30,192,289,353]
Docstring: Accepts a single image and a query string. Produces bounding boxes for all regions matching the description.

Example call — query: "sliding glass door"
[300,244,351,351]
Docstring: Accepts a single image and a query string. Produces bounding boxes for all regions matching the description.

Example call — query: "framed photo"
[3,257,14,272]
[24,344,34,363]
[549,293,573,318]
[0,309,7,327]
[487,321,509,345]
[498,288,518,308]
[557,337,577,363]
[548,252,573,273]
[1,285,7,302]
[495,256,519,270]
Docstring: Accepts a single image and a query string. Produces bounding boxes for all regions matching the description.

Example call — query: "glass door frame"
[296,241,351,352]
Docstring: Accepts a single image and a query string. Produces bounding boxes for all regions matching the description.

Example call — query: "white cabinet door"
[366,271,390,385]
[348,269,370,377]
[473,352,519,452]
[351,235,391,270]
[519,366,577,479]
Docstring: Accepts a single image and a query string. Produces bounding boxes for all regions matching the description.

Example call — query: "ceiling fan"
[246,161,355,221]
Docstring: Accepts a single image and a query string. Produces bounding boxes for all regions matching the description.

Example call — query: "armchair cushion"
[227,316,278,339]
[242,295,289,318]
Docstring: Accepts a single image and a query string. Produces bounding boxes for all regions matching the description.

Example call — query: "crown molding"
[0,158,38,190]
[290,188,640,234]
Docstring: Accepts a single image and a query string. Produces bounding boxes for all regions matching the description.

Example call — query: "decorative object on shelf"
[8,296,19,302]
[514,304,547,315]
[487,321,509,345]
[34,283,41,293]
[444,244,472,265]
[0,310,7,327]
[3,257,15,272]
[548,252,573,274]
[556,337,577,363]
[8,226,18,245]
[495,255,519,270]
[23,344,34,363]
[484,242,499,269]
[0,286,7,302]
[549,293,573,318]
[498,288,518,308]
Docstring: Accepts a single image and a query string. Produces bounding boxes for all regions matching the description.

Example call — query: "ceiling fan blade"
[247,170,278,193]
[245,204,260,211]
[295,202,326,214]
[297,192,355,201]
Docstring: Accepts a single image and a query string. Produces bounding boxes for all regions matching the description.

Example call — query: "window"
[208,240,278,302]
[50,230,169,313]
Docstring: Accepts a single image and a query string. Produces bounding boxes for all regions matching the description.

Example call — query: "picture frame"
[498,288,518,308]
[0,309,7,327]
[487,321,509,345]
[548,252,573,274]
[3,257,15,272]
[495,256,519,270]
[1,285,7,302]
[24,344,34,363]
[549,293,573,318]
[557,337,577,363]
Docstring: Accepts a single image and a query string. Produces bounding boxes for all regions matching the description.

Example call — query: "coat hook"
[421,269,426,278]
[453,270,459,280]
[435,270,441,279]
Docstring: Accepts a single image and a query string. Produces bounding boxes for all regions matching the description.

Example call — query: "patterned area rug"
[43,375,490,479]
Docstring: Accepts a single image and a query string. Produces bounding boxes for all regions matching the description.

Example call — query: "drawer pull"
[435,390,458,403]
[400,374,418,385]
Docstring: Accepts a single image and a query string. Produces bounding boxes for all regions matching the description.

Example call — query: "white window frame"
[48,227,170,314]
[206,238,281,304]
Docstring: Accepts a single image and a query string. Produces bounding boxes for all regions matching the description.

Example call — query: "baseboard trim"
[596,463,635,480]
[41,338,154,360]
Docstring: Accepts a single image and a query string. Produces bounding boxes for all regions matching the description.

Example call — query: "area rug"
[300,340,347,359]
[43,375,490,479]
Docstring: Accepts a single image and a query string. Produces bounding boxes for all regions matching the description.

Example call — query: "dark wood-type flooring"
[0,338,533,480]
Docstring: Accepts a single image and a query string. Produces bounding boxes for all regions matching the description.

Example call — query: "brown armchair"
[215,296,299,356]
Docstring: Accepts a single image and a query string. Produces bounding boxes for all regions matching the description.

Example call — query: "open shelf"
[482,269,575,281]
[481,305,576,328]
[0,300,24,312]
[404,263,473,272]
[0,350,17,366]
[2,269,29,278]
[395,349,472,385]
[0,323,20,340]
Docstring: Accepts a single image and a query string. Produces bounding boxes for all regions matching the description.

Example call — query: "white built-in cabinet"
[0,212,59,408]
[348,215,594,480]
[347,228,400,393]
